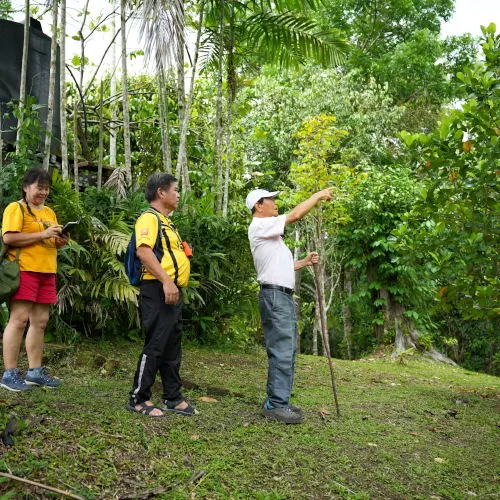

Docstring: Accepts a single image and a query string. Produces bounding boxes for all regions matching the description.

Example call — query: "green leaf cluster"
[397,24,499,321]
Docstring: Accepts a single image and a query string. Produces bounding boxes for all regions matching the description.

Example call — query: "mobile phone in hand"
[61,218,81,235]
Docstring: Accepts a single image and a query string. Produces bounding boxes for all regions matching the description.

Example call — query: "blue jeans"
[259,287,297,407]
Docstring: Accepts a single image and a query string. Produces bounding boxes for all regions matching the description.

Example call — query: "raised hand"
[316,187,334,201]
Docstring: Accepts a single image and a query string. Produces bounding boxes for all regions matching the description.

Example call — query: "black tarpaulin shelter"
[0,18,61,155]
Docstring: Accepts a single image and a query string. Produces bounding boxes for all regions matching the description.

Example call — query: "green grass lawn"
[0,341,498,499]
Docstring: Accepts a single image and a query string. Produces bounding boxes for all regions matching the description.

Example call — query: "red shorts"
[11,271,58,304]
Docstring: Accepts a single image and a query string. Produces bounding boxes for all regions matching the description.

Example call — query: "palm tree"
[214,0,224,211]
[97,80,104,188]
[121,0,132,185]
[133,0,347,197]
[43,0,59,170]
[72,101,79,191]
[110,4,118,170]
[15,0,30,156]
[201,0,349,215]
[157,67,172,173]
[137,0,186,184]
[59,0,69,179]
[175,0,205,191]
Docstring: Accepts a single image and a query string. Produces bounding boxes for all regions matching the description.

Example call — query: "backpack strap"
[161,226,179,286]
[13,202,25,262]
[137,209,164,281]
[146,208,179,286]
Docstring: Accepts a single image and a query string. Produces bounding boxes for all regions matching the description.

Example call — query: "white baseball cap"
[245,189,280,211]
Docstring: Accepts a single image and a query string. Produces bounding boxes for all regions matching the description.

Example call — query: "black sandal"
[125,402,165,417]
[162,398,199,416]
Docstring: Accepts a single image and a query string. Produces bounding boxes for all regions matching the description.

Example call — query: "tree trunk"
[312,301,319,356]
[15,1,30,155]
[59,0,69,179]
[384,293,456,364]
[175,1,185,181]
[77,0,90,151]
[379,288,391,331]
[73,103,79,192]
[342,268,353,360]
[313,257,340,417]
[294,228,302,354]
[311,218,331,356]
[158,69,172,173]
[222,109,231,218]
[390,300,410,352]
[121,0,132,185]
[43,0,59,170]
[368,262,384,343]
[222,0,236,218]
[176,1,204,191]
[110,6,117,169]
[315,261,330,356]
[97,81,104,188]
[76,114,91,161]
[215,0,224,212]
[226,0,236,110]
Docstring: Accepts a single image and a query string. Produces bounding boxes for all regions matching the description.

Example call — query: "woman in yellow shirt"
[1,167,68,392]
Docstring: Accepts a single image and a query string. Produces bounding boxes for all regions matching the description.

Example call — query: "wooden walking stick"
[313,263,340,418]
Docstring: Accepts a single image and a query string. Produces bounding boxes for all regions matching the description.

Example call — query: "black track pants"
[129,280,183,405]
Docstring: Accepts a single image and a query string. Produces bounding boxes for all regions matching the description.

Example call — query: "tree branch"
[82,12,133,100]
[0,473,85,500]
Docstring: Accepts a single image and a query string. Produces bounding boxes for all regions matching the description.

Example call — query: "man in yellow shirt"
[126,173,196,417]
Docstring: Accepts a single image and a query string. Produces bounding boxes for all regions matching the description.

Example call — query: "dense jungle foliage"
[0,0,498,374]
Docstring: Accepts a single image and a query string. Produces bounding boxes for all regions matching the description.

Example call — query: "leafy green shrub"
[174,192,257,345]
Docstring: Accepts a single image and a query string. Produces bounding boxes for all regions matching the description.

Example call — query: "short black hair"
[145,173,178,202]
[251,197,265,215]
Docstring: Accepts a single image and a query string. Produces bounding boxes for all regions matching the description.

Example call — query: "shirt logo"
[141,229,149,236]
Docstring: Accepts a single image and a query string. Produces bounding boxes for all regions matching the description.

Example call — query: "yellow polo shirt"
[135,210,190,288]
[1,202,58,274]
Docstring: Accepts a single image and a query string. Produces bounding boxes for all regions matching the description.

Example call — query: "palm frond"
[244,0,323,14]
[87,216,110,233]
[57,283,83,316]
[203,0,247,27]
[244,11,349,68]
[198,28,224,73]
[187,272,227,305]
[138,0,186,68]
[104,167,128,198]
[90,275,139,304]
[92,230,131,256]
[57,239,90,263]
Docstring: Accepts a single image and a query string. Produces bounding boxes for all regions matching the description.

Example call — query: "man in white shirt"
[246,187,333,424]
